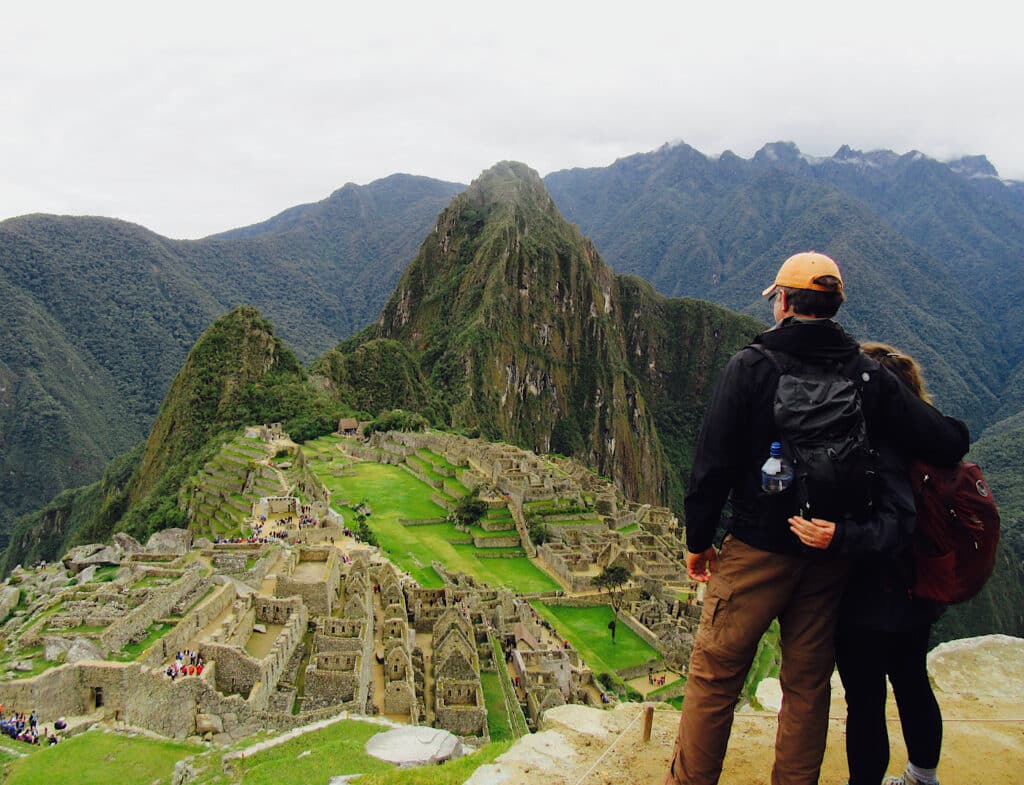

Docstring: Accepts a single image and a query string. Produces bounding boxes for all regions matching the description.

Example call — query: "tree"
[528,519,550,546]
[451,490,487,527]
[592,564,632,644]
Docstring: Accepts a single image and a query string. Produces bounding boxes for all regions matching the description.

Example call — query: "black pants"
[836,621,942,785]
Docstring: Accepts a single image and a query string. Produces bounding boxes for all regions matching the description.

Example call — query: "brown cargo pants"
[665,535,850,785]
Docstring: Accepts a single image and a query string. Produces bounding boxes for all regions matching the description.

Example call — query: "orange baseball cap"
[761,252,844,297]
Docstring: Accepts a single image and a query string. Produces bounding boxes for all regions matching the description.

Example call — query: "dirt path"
[419,632,435,725]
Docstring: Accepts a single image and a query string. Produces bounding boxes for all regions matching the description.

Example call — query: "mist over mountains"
[3,141,1023,642]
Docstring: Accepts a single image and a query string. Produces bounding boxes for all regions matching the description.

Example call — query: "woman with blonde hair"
[788,341,966,785]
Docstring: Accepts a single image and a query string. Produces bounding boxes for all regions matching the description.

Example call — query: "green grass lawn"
[3,729,198,785]
[480,671,513,742]
[218,719,392,785]
[310,461,560,593]
[530,602,660,675]
[108,621,174,661]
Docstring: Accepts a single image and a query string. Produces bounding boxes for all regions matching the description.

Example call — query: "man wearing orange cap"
[665,252,968,785]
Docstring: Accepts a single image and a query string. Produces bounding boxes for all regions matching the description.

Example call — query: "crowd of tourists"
[0,707,61,746]
[165,650,205,680]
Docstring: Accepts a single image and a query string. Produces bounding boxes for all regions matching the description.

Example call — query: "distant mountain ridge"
[545,140,1024,432]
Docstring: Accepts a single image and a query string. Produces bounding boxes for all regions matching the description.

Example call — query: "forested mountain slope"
[0,176,461,540]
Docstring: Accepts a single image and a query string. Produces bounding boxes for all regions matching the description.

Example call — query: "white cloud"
[2,0,1022,237]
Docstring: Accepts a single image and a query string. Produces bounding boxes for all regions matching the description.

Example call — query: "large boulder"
[113,533,144,554]
[44,636,71,662]
[66,637,105,663]
[195,713,224,735]
[364,726,463,767]
[145,528,192,555]
[0,585,20,620]
[62,544,121,573]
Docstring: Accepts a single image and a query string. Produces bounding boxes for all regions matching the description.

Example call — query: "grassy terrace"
[1,719,511,785]
[215,720,392,785]
[480,671,513,742]
[3,729,199,785]
[529,602,660,676]
[305,447,560,593]
[108,621,175,661]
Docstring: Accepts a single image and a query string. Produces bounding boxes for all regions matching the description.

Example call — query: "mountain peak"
[464,161,549,208]
[753,141,803,165]
[131,305,301,503]
[948,155,999,178]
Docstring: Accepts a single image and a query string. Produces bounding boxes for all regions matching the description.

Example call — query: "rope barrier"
[569,707,644,785]
[648,707,1024,723]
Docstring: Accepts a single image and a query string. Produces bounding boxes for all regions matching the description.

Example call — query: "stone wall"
[100,565,204,652]
[434,679,487,737]
[199,596,306,707]
[202,642,261,698]
[384,680,416,719]
[275,547,340,617]
[141,582,236,666]
[473,535,521,549]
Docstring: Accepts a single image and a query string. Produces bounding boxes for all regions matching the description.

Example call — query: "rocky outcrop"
[62,543,122,573]
[145,528,192,555]
[113,533,144,554]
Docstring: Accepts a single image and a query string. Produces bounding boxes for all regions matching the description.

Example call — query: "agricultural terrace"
[304,444,560,593]
[529,602,660,676]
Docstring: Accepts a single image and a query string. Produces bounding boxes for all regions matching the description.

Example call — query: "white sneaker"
[883,772,936,785]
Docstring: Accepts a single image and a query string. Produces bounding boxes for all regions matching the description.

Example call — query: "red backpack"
[909,460,1001,604]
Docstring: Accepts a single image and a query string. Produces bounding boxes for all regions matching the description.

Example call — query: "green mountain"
[970,411,1024,566]
[9,142,1024,552]
[0,306,353,571]
[324,162,762,507]
[0,176,461,542]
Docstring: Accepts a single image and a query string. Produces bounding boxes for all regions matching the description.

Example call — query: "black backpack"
[751,345,876,524]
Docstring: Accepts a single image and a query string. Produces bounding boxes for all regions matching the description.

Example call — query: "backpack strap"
[749,343,867,384]
[747,343,786,374]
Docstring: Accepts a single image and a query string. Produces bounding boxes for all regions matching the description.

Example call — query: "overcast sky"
[2,1,1021,239]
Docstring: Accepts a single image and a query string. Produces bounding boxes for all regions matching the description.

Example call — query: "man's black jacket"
[683,318,970,555]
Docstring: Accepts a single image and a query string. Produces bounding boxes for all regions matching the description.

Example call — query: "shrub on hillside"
[362,409,429,437]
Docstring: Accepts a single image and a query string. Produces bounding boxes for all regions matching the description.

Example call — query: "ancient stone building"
[431,608,487,737]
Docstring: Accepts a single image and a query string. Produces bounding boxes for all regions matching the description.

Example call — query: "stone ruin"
[0,427,709,747]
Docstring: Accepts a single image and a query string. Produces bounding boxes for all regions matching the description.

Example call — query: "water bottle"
[761,441,793,493]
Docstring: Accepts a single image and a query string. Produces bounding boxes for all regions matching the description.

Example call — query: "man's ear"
[777,289,787,312]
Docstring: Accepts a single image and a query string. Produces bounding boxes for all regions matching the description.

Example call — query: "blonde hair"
[861,341,932,404]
